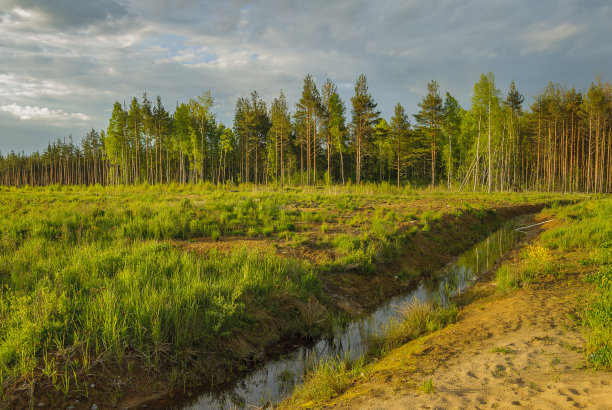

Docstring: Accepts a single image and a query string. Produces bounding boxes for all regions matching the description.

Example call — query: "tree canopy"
[2,73,611,193]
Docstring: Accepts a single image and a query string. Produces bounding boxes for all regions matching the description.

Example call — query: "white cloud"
[0,74,74,97]
[1,103,90,121]
[0,74,114,99]
[519,23,585,56]
[12,7,33,19]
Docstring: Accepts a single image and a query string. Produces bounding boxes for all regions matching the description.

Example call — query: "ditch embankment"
[282,200,612,409]
[127,203,547,410]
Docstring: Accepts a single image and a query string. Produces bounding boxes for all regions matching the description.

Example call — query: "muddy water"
[181,221,524,409]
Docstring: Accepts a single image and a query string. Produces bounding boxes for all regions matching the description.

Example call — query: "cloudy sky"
[1,0,610,154]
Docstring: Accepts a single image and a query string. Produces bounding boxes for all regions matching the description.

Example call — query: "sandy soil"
[318,246,612,409]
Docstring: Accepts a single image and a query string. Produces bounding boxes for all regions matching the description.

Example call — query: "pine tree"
[414,80,443,187]
[351,74,380,184]
[296,75,322,185]
[390,103,410,188]
[270,91,291,186]
[442,93,462,189]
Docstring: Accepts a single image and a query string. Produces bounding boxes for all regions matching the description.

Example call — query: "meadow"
[0,183,588,406]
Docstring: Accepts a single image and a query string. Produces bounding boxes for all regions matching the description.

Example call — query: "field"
[283,197,612,409]
[0,184,591,407]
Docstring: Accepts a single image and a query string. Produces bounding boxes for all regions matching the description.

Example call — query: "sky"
[1,0,611,154]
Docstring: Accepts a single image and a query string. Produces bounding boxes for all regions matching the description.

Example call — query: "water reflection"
[182,222,523,409]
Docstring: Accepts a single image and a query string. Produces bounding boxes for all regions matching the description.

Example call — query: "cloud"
[0,74,105,98]
[0,0,611,154]
[1,103,90,121]
[0,0,127,29]
[519,23,585,56]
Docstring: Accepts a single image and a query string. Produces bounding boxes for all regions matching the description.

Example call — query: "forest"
[1,73,611,193]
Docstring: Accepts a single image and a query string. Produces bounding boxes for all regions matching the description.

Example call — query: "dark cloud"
[0,0,127,29]
[0,0,611,153]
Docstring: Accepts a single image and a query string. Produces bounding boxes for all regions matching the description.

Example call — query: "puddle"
[180,221,524,409]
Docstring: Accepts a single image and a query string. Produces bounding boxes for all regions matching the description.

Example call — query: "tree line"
[1,73,611,193]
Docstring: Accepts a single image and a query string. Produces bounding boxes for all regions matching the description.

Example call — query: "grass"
[0,184,587,405]
[540,199,612,369]
[368,298,458,357]
[490,346,513,354]
[583,263,612,368]
[284,354,367,407]
[494,197,612,369]
[286,298,457,407]
[418,377,435,393]
[496,243,557,293]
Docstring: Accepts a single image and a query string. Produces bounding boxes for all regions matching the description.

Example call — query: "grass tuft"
[418,377,435,394]
[368,298,458,356]
[285,354,367,406]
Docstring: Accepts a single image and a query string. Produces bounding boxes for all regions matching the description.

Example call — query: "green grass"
[494,197,612,369]
[541,198,611,369]
[284,354,367,407]
[496,243,557,293]
[495,264,520,293]
[0,184,588,403]
[287,298,454,406]
[368,298,458,357]
[418,377,435,393]
[285,195,608,408]
[584,265,612,368]
[490,346,513,354]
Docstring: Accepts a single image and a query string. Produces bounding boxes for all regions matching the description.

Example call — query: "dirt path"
[319,251,612,409]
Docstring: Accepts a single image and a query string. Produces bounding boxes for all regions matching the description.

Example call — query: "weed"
[287,355,366,406]
[541,198,612,369]
[296,297,327,338]
[60,367,70,396]
[277,369,295,389]
[418,378,434,393]
[496,265,519,294]
[490,346,513,354]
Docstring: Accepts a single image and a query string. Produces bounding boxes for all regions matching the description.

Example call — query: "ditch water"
[180,220,525,409]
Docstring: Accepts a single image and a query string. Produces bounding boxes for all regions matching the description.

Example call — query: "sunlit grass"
[495,197,611,369]
[284,354,368,407]
[368,298,458,357]
[0,183,588,401]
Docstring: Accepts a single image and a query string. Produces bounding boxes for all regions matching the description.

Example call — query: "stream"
[180,220,524,409]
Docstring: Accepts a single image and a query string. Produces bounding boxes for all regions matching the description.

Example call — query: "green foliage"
[0,188,341,393]
[496,243,556,293]
[495,265,519,294]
